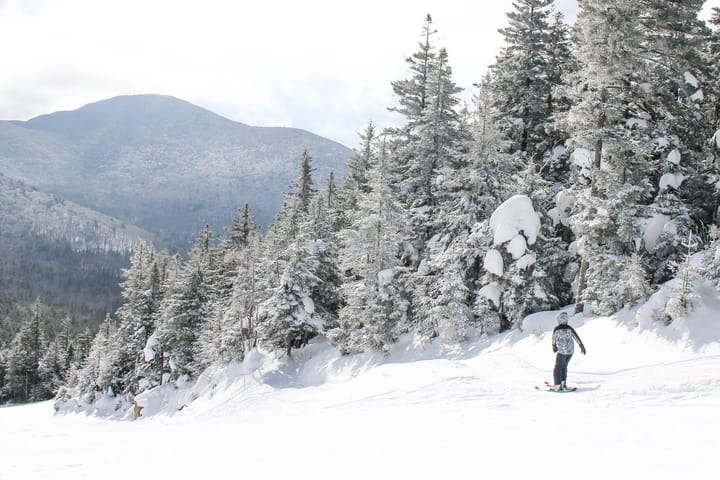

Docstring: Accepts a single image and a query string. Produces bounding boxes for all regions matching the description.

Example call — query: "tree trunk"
[575,138,603,314]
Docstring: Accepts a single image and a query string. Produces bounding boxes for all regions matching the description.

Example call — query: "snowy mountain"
[7,284,720,479]
[0,173,151,253]
[0,174,153,319]
[0,94,352,246]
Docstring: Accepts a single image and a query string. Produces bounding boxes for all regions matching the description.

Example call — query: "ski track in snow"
[2,310,720,480]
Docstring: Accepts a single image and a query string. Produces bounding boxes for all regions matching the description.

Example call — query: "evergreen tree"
[559,0,658,315]
[332,144,411,354]
[256,242,323,357]
[623,250,652,308]
[110,242,171,394]
[389,14,437,137]
[156,228,215,381]
[198,206,262,366]
[272,149,317,243]
[73,316,118,402]
[264,149,319,289]
[37,319,73,398]
[664,234,700,324]
[3,301,46,402]
[343,121,377,213]
[489,0,575,180]
[0,348,7,402]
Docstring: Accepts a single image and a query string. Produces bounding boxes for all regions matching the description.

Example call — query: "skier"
[551,312,586,391]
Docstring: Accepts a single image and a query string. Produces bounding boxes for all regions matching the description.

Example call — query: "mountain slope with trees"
[0,94,352,246]
[6,3,720,408]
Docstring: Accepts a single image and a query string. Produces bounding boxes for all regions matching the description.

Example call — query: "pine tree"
[491,0,554,158]
[264,149,319,290]
[3,301,46,402]
[109,242,171,394]
[389,14,437,137]
[343,121,377,214]
[198,206,262,366]
[664,234,700,324]
[73,316,118,402]
[156,228,215,381]
[0,348,7,402]
[560,0,658,315]
[623,250,652,308]
[256,242,323,357]
[38,319,73,398]
[331,143,411,354]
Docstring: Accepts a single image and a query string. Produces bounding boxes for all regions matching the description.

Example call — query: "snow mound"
[489,195,540,246]
[484,249,504,276]
[659,172,685,191]
[642,214,677,252]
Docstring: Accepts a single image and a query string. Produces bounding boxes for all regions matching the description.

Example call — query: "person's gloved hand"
[552,345,558,353]
[581,345,586,355]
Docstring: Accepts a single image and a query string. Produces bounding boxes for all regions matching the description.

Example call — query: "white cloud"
[1,0,717,147]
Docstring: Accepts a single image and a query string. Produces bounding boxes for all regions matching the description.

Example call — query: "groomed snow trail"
[2,310,719,480]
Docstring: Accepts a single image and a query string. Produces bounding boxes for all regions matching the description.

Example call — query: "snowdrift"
[55,275,720,421]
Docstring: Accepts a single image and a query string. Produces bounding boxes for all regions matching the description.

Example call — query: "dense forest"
[4,0,720,405]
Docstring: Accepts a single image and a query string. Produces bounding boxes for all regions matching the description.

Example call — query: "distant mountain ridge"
[0,173,152,253]
[0,94,352,246]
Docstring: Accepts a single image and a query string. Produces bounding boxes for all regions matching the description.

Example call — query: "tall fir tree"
[198,205,262,366]
[332,139,412,354]
[3,301,46,402]
[71,316,118,403]
[489,0,574,176]
[559,0,659,315]
[156,227,216,381]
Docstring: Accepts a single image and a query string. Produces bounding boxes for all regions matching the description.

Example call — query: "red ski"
[535,381,577,392]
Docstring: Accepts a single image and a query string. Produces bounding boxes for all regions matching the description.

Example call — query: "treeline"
[0,299,94,403]
[13,1,720,405]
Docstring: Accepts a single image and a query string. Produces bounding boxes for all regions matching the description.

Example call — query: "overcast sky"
[1,0,718,147]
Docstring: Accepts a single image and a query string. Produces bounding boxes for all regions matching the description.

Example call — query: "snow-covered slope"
[0,95,351,245]
[0,173,151,252]
[2,282,719,479]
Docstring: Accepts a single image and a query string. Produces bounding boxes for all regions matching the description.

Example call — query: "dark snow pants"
[553,353,572,386]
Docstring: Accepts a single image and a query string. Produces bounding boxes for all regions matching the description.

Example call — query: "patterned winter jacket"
[552,324,584,355]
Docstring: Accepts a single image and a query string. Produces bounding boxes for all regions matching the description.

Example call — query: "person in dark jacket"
[551,312,586,391]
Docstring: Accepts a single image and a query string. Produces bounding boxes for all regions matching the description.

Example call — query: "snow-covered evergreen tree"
[389,14,437,138]
[630,0,712,280]
[198,206,262,366]
[38,319,73,398]
[490,0,572,169]
[71,316,118,403]
[664,234,700,324]
[156,228,215,381]
[343,121,377,214]
[559,0,659,315]
[3,301,46,402]
[332,142,411,354]
[256,242,323,357]
[107,242,172,394]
